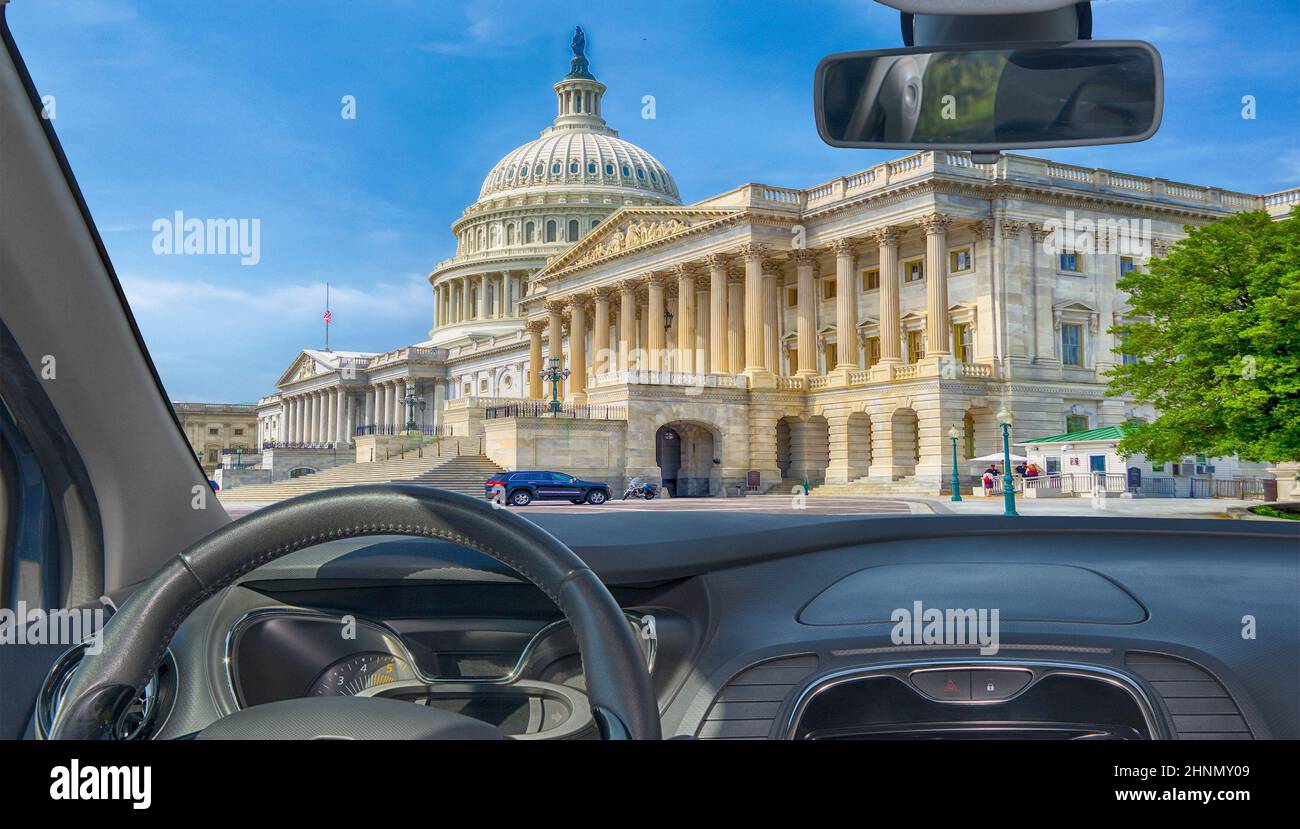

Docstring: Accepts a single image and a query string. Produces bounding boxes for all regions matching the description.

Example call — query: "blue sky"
[9,0,1299,403]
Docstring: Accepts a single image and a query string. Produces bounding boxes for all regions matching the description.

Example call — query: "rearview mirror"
[815,41,1162,152]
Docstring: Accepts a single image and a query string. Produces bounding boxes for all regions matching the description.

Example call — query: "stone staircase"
[396,455,508,497]
[809,476,938,496]
[218,453,503,503]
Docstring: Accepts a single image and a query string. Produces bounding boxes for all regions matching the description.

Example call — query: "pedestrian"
[982,466,997,494]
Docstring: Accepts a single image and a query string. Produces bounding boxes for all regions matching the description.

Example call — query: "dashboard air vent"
[1124,652,1252,740]
[696,654,818,739]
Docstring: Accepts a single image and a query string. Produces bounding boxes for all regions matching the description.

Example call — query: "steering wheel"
[48,484,661,740]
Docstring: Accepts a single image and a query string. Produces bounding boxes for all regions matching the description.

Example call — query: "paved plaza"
[221,492,1281,522]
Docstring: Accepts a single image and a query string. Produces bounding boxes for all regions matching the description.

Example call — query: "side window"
[0,397,60,607]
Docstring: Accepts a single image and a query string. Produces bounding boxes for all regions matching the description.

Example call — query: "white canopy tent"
[969,452,1029,464]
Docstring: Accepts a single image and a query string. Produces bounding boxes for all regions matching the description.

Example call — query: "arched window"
[605,163,615,176]
[551,163,561,175]
[569,161,579,174]
[546,220,557,242]
[519,165,529,178]
[568,219,579,242]
[591,219,601,230]
[587,162,597,175]
[621,165,631,178]
[506,168,514,180]
[636,167,646,180]
[506,224,517,245]
[524,222,535,243]
[534,163,544,177]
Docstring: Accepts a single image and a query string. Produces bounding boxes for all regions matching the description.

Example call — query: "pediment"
[276,351,328,387]
[537,206,743,279]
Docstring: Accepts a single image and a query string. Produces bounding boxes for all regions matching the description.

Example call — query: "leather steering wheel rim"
[48,484,660,740]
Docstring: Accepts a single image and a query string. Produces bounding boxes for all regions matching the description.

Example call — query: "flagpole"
[325,283,330,352]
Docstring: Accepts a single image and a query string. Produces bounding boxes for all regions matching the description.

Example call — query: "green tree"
[1106,207,1300,463]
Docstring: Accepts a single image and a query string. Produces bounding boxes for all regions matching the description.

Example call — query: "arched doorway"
[655,421,718,497]
[890,408,920,478]
[779,415,829,485]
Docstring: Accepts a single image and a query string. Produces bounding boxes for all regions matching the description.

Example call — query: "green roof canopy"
[1023,425,1130,444]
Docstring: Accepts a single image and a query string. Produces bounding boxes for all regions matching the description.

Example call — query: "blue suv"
[484,471,611,507]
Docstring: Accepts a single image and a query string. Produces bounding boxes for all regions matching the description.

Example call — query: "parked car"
[484,471,611,506]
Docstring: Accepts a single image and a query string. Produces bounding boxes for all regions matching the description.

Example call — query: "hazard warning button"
[910,669,971,701]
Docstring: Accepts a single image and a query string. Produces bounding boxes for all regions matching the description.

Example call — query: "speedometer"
[308,653,416,697]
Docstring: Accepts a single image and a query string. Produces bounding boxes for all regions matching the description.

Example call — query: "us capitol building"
[249,31,1296,497]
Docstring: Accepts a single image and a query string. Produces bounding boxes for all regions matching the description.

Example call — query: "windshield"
[11,0,1298,525]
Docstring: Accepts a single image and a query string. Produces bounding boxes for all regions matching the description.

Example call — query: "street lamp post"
[401,383,426,433]
[539,356,570,415]
[996,407,1019,517]
[947,424,963,502]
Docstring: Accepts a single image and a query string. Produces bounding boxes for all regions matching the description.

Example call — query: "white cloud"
[121,274,430,322]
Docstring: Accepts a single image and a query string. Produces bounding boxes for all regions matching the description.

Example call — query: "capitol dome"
[474,30,680,206]
[479,130,679,204]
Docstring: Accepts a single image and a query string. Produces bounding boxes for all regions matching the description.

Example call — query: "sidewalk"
[922,495,1274,520]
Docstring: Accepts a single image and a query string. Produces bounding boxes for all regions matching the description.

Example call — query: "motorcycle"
[621,477,659,500]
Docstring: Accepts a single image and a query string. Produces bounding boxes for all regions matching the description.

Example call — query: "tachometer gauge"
[308,653,416,697]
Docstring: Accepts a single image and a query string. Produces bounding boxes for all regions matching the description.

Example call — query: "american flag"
[323,309,333,324]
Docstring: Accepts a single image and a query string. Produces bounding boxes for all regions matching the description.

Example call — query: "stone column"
[569,298,587,398]
[547,303,564,398]
[762,259,780,374]
[871,226,902,365]
[833,238,859,370]
[336,387,346,442]
[675,265,697,373]
[460,278,471,322]
[707,254,729,374]
[343,392,355,442]
[303,394,314,443]
[376,384,388,433]
[727,267,745,375]
[313,391,323,442]
[592,288,612,378]
[740,245,766,373]
[395,380,409,430]
[326,387,337,444]
[795,249,817,376]
[646,275,666,371]
[367,386,377,431]
[920,213,953,356]
[527,320,545,399]
[695,276,711,374]
[618,281,637,372]
[478,273,490,320]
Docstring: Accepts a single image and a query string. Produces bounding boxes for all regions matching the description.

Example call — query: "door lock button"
[971,669,1032,700]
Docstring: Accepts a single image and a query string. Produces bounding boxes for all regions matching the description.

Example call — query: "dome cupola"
[475,28,680,205]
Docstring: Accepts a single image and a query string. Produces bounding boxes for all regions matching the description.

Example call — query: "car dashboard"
[39,514,1299,741]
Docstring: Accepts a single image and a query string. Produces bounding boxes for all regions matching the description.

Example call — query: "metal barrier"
[484,402,628,420]
[354,424,446,437]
